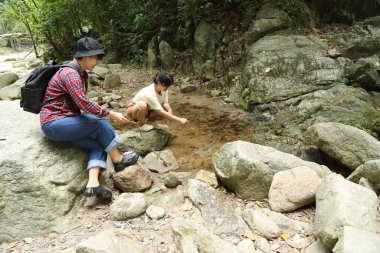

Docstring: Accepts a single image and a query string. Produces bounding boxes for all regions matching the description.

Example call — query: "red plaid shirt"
[40,59,109,126]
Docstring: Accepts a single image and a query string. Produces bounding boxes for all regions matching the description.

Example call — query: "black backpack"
[20,60,80,114]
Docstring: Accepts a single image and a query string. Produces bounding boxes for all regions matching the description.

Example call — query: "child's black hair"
[153,71,174,87]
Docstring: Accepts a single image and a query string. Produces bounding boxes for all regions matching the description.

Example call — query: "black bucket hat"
[74,37,105,58]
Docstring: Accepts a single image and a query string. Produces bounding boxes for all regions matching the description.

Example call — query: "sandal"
[83,185,112,200]
[114,151,139,172]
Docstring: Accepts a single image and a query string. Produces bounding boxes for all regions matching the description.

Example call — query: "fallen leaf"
[280,233,290,240]
[264,67,271,73]
[243,230,259,241]
[293,248,300,253]
[0,137,6,141]
[144,187,161,196]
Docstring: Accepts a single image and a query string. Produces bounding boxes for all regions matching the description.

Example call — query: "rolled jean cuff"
[105,134,121,153]
[87,160,107,171]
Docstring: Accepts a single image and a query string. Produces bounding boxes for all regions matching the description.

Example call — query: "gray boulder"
[110,193,148,221]
[0,100,87,243]
[347,159,380,190]
[0,77,25,100]
[112,162,152,192]
[269,166,321,212]
[332,226,380,253]
[245,3,290,45]
[119,126,173,156]
[187,179,248,237]
[192,20,221,80]
[103,73,121,89]
[306,122,380,171]
[159,40,174,70]
[146,37,158,70]
[315,173,378,250]
[0,72,19,88]
[212,141,331,200]
[76,229,146,253]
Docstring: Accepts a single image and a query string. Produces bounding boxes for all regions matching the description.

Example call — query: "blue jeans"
[42,114,120,171]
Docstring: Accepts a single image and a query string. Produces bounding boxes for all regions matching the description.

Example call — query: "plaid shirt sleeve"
[61,68,109,117]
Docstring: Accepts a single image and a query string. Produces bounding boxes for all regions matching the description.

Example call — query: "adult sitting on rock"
[40,37,139,201]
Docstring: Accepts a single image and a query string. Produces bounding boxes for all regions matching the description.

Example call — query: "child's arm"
[162,103,173,114]
[154,109,188,124]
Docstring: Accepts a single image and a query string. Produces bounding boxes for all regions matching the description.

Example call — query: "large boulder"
[0,72,19,88]
[0,76,25,100]
[0,100,87,243]
[212,141,331,200]
[269,166,321,212]
[159,40,174,70]
[232,17,380,157]
[306,122,380,171]
[315,174,378,250]
[192,20,221,80]
[119,126,173,156]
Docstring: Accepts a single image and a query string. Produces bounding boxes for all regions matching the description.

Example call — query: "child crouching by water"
[126,71,188,126]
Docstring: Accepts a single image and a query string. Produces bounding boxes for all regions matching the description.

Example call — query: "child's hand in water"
[179,117,189,125]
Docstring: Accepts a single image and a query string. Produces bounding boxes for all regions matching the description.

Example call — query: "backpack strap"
[60,62,80,74]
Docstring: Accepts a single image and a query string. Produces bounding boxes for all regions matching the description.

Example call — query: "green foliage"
[275,0,305,16]
[1,0,261,63]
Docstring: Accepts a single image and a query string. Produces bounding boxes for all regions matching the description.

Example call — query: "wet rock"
[76,229,146,253]
[164,172,182,188]
[315,174,378,250]
[212,141,331,200]
[306,122,380,171]
[195,170,218,189]
[112,162,153,192]
[144,149,179,173]
[0,72,19,88]
[269,166,321,212]
[110,193,148,221]
[0,100,87,243]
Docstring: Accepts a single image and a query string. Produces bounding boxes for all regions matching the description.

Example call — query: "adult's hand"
[107,111,129,124]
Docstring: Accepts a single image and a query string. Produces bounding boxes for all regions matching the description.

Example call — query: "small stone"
[164,172,182,188]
